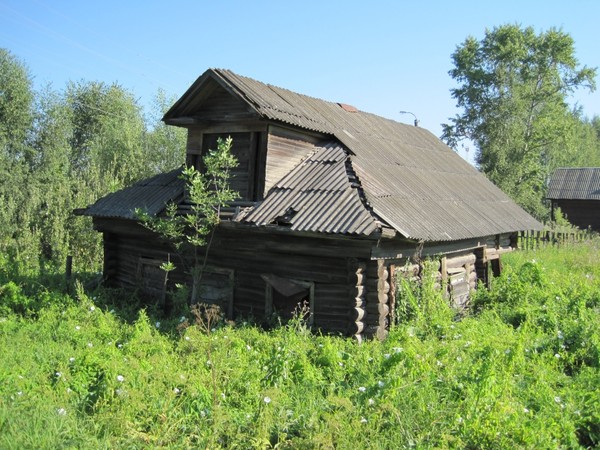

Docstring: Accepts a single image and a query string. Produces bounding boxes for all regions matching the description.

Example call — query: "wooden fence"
[517,229,595,250]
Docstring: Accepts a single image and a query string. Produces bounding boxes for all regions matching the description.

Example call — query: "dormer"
[163,69,327,205]
[163,71,268,203]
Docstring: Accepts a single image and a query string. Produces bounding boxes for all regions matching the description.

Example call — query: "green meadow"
[1,240,599,449]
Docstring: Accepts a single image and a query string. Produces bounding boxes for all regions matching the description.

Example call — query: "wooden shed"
[547,167,600,231]
[80,69,542,340]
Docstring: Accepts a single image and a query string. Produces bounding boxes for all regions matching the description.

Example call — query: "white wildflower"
[116,375,124,383]
[263,396,271,404]
[358,386,366,393]
[360,417,368,423]
[57,408,66,416]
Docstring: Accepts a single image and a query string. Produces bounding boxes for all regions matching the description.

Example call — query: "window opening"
[262,274,314,326]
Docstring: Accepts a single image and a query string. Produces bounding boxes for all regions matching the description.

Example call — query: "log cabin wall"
[97,216,517,339]
[552,199,600,231]
[95,217,378,335]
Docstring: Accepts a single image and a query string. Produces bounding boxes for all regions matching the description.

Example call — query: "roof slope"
[547,167,600,200]
[83,168,185,219]
[165,69,542,241]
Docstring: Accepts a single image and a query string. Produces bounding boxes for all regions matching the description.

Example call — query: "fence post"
[65,255,73,292]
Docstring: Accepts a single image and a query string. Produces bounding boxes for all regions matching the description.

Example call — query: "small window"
[136,257,169,303]
[262,274,314,326]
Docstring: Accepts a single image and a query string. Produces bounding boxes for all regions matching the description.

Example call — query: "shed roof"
[164,69,542,241]
[547,167,600,201]
[82,168,185,219]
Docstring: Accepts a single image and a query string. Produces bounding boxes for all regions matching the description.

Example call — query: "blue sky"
[2,0,599,164]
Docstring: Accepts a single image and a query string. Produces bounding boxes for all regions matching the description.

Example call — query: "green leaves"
[443,25,598,220]
[137,137,238,302]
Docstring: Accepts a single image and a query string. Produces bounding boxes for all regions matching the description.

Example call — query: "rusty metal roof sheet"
[547,167,600,200]
[82,168,185,219]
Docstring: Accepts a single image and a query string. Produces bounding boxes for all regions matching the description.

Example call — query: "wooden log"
[377,261,389,280]
[447,266,467,275]
[377,278,390,294]
[349,307,367,322]
[365,302,390,317]
[446,253,476,269]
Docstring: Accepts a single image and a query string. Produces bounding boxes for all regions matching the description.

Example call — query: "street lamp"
[399,111,419,127]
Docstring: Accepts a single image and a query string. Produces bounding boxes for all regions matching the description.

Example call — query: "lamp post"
[399,111,419,127]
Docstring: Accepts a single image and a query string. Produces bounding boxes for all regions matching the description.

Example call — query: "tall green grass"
[1,241,599,448]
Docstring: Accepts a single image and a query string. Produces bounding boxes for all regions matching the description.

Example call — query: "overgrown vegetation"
[1,241,598,448]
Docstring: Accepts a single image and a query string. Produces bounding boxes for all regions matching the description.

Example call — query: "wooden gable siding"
[264,126,325,194]
[188,80,254,121]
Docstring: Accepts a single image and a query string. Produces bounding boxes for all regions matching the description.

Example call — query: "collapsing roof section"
[236,142,380,236]
[164,69,542,242]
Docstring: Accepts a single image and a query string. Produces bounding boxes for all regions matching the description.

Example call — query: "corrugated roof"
[203,69,541,240]
[547,167,600,200]
[83,168,185,219]
[91,68,541,241]
[238,143,379,236]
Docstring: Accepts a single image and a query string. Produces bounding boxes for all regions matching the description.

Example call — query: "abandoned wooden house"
[547,167,600,232]
[79,68,542,340]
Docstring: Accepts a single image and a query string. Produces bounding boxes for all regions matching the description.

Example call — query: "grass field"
[1,240,599,449]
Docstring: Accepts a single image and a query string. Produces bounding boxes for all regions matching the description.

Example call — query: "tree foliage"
[442,25,597,220]
[137,136,238,303]
[0,48,187,275]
